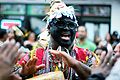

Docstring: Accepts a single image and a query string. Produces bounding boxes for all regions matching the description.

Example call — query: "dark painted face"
[49,17,77,48]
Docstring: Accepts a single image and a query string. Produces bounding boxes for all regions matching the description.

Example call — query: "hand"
[49,50,78,68]
[114,43,120,54]
[20,56,45,75]
[91,51,120,77]
[9,73,22,80]
[0,40,20,80]
[49,50,91,80]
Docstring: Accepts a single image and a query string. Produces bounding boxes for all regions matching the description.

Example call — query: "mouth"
[61,32,71,41]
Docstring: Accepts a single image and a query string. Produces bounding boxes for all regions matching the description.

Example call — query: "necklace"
[42,42,76,80]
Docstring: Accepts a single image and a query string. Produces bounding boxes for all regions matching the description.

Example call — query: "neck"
[50,36,59,50]
[79,38,85,44]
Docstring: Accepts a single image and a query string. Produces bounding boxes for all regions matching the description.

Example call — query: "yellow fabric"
[26,71,65,80]
[92,52,100,65]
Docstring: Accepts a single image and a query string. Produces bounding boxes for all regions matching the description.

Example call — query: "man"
[49,43,120,80]
[18,0,98,80]
[111,31,119,49]
[76,26,96,52]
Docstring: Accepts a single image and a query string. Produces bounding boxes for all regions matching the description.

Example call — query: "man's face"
[78,26,87,40]
[49,17,77,48]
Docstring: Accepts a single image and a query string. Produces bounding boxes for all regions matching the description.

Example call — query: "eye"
[55,21,65,28]
[68,23,77,29]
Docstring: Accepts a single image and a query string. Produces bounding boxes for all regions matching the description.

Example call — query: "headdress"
[46,0,78,27]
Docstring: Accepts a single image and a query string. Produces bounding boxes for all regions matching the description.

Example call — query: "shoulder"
[86,39,96,46]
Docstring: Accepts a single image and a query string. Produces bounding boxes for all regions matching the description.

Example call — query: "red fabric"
[18,53,29,65]
[18,48,45,66]
[74,46,87,62]
[75,32,79,38]
[35,48,45,66]
[35,47,88,65]
[31,47,87,65]
[18,47,88,66]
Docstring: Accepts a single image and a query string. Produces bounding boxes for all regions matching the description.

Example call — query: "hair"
[112,31,118,37]
[78,26,87,32]
[94,47,108,54]
[0,29,7,39]
[25,44,33,50]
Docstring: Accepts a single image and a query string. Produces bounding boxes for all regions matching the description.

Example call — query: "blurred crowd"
[0,23,120,80]
[0,0,120,80]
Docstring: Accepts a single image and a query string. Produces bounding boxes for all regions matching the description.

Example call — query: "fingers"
[0,40,21,66]
[36,64,45,70]
[2,40,15,57]
[8,42,20,63]
[0,42,8,53]
[12,51,21,64]
[101,51,113,67]
[109,53,120,68]
[21,61,25,70]
[99,51,107,65]
[60,51,69,57]
[49,50,77,67]
[49,50,62,60]
[26,59,32,67]
[49,50,72,61]
[31,57,38,65]
[26,57,38,66]
[49,50,60,55]
[49,50,67,58]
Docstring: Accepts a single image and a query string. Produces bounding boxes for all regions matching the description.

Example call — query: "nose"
[63,26,69,30]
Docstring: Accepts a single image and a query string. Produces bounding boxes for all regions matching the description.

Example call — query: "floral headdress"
[46,0,78,27]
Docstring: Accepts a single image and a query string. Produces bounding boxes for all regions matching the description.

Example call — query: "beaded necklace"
[42,42,76,80]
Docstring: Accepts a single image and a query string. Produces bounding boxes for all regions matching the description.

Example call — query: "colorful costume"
[18,0,99,80]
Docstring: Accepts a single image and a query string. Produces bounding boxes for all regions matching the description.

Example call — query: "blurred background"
[0,0,120,43]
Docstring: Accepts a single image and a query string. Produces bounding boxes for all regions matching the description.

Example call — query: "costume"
[18,45,98,80]
[18,0,99,80]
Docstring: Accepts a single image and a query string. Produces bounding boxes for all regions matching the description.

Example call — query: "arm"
[49,50,91,80]
[19,57,45,79]
[72,60,91,80]
[87,50,120,80]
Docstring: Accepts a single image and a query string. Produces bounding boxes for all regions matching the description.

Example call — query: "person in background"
[105,43,120,80]
[76,26,96,52]
[94,47,108,59]
[111,31,119,49]
[98,33,113,53]
[24,32,36,47]
[94,34,101,46]
[105,33,113,52]
[0,29,8,46]
[7,28,24,46]
[7,29,15,41]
